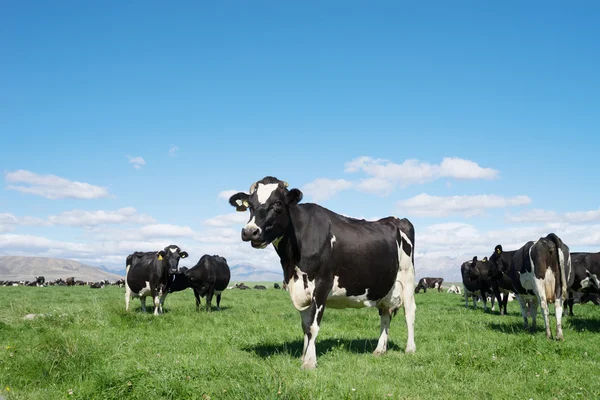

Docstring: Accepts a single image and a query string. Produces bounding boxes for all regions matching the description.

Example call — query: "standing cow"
[414,277,444,293]
[564,252,600,315]
[461,256,495,311]
[125,244,188,315]
[229,176,416,369]
[489,233,573,340]
[184,255,231,312]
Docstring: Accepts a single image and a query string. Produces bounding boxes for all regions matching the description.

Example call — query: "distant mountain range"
[0,256,124,282]
[0,256,282,283]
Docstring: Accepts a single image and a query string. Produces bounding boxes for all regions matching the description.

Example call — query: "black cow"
[565,252,600,315]
[274,283,281,289]
[487,253,516,316]
[235,282,251,290]
[460,257,495,311]
[184,255,231,312]
[125,244,188,315]
[35,276,45,286]
[254,285,267,290]
[66,277,75,286]
[414,277,444,293]
[229,176,416,369]
[489,233,573,340]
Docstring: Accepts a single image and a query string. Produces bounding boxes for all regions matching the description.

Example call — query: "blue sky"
[1,1,599,280]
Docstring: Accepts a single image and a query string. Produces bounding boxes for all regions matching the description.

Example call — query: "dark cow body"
[235,283,250,290]
[183,255,231,312]
[565,252,600,315]
[489,233,573,340]
[125,245,188,315]
[274,283,281,289]
[414,277,444,293]
[461,257,495,312]
[35,276,45,286]
[254,285,266,290]
[90,282,104,289]
[229,176,416,369]
[66,277,75,286]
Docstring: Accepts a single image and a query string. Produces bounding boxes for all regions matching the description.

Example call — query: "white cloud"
[169,145,179,157]
[302,178,354,201]
[397,193,532,217]
[344,156,499,195]
[204,213,249,227]
[508,207,600,224]
[218,190,239,201]
[48,207,155,227]
[127,155,146,170]
[4,170,111,200]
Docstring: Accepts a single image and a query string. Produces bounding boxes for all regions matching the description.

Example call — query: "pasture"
[1,286,599,399]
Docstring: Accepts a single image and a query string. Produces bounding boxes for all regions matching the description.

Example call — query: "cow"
[66,277,75,286]
[447,285,462,294]
[183,255,231,312]
[564,252,600,316]
[414,277,444,293]
[90,282,104,289]
[489,233,573,340]
[254,285,267,290]
[274,283,281,289]
[125,244,188,315]
[114,279,125,288]
[461,256,496,311]
[229,176,416,370]
[487,252,516,316]
[235,283,251,290]
[35,276,45,286]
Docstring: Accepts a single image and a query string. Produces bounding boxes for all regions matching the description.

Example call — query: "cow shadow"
[566,317,600,332]
[244,338,402,358]
[487,321,535,335]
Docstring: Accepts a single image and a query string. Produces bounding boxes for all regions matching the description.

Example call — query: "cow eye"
[274,200,283,209]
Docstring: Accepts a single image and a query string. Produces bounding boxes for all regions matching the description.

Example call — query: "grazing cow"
[90,282,104,289]
[414,277,444,293]
[235,282,251,290]
[183,255,231,312]
[254,285,267,290]
[229,176,416,369]
[461,257,495,311]
[565,252,600,316]
[66,277,75,286]
[35,276,45,286]
[125,244,188,315]
[114,279,125,288]
[489,233,573,340]
[274,283,281,289]
[447,285,462,294]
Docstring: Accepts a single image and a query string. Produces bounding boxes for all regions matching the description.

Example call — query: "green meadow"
[1,285,599,399]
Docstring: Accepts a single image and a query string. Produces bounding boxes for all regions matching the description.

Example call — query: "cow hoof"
[301,362,317,370]
[373,348,386,356]
[405,344,416,354]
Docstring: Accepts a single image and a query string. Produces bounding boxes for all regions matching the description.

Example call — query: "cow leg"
[374,308,391,355]
[194,288,201,312]
[399,269,416,354]
[152,288,162,316]
[516,295,529,330]
[566,291,574,316]
[140,296,147,313]
[216,293,222,310]
[529,297,540,334]
[125,285,131,312]
[206,287,215,312]
[300,285,328,370]
[490,294,496,312]
[464,291,468,308]
[472,294,477,309]
[555,297,565,340]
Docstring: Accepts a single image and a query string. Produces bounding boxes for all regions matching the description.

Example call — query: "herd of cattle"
[0,276,126,288]
[2,176,599,370]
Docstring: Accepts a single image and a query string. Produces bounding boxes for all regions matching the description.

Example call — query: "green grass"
[1,286,599,399]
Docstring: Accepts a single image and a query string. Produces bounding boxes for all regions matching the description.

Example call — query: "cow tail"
[547,233,568,300]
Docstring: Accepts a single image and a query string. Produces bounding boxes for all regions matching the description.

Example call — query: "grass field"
[1,285,599,399]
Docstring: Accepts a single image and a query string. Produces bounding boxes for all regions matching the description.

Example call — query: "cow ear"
[482,257,488,262]
[157,250,166,261]
[495,245,503,255]
[180,251,189,259]
[229,192,251,212]
[472,256,478,265]
[286,188,303,206]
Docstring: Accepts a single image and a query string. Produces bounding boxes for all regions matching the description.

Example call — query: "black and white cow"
[184,255,231,312]
[414,277,444,293]
[229,176,416,369]
[460,256,495,311]
[125,244,188,315]
[35,276,45,286]
[487,250,516,316]
[489,233,573,340]
[565,252,600,316]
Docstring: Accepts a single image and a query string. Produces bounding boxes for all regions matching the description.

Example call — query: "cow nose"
[242,227,261,241]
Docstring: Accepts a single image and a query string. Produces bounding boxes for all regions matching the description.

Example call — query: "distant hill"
[0,256,124,282]
[228,263,282,283]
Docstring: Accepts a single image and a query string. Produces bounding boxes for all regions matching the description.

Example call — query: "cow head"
[229,176,303,249]
[157,244,189,274]
[488,244,507,279]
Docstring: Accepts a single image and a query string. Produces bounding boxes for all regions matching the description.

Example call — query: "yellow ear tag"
[243,200,249,207]
[496,249,501,254]
[158,255,163,261]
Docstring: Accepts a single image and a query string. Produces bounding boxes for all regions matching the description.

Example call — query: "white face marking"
[169,247,177,253]
[245,216,260,232]
[330,235,336,248]
[256,183,279,204]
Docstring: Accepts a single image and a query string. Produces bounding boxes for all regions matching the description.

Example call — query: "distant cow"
[90,282,104,289]
[184,255,231,312]
[125,244,188,315]
[414,277,443,293]
[461,256,495,311]
[35,276,45,286]
[235,283,251,290]
[66,277,75,286]
[447,285,462,294]
[114,279,125,288]
[565,252,600,316]
[229,176,416,369]
[489,233,573,340]
[254,285,267,290]
[274,283,281,289]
